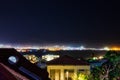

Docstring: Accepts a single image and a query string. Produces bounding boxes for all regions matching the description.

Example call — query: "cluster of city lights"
[0,44,120,51]
[42,54,60,61]
[24,55,39,63]
[92,56,104,60]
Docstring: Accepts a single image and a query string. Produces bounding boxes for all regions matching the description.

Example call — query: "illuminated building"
[47,55,90,80]
[42,54,60,61]
[24,55,39,64]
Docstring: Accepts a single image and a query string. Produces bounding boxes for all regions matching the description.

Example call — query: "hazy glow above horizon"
[0,44,120,51]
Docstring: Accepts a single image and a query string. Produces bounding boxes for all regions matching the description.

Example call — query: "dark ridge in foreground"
[0,48,50,80]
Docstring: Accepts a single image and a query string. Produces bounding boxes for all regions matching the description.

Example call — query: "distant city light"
[93,57,98,60]
[103,47,110,51]
[98,56,103,59]
[24,55,39,63]
[0,44,120,51]
[42,54,59,61]
[79,46,85,50]
[111,47,120,51]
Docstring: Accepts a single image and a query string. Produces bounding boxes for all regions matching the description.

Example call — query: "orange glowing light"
[110,47,120,51]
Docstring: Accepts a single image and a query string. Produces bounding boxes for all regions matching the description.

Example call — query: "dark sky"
[0,0,120,47]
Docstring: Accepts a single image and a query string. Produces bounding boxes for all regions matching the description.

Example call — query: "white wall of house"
[47,65,90,80]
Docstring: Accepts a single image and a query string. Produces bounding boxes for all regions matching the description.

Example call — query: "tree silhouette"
[91,51,120,80]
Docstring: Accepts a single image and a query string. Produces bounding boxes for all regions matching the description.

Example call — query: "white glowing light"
[8,56,18,64]
[103,47,110,51]
[42,54,59,61]
[99,56,103,59]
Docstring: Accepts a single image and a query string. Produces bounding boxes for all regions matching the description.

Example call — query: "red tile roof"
[0,63,29,80]
[0,63,17,80]
[0,48,51,80]
[47,55,89,65]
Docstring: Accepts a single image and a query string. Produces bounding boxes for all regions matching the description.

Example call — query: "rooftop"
[47,55,89,65]
[0,63,29,80]
[0,48,50,80]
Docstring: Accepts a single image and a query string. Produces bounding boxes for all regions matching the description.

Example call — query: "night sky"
[0,0,120,47]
